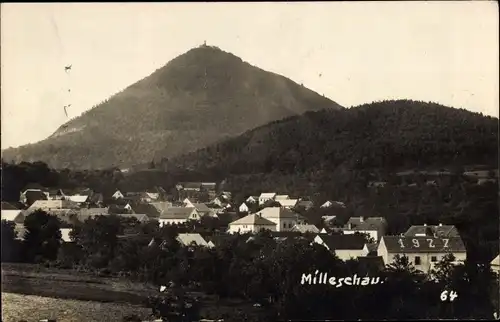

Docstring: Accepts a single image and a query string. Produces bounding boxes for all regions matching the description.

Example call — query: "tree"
[22,210,62,263]
[1,220,20,262]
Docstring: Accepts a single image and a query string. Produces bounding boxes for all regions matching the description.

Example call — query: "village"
[2,180,498,277]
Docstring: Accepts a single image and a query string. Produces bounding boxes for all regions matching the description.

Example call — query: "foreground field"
[1,293,152,322]
[1,263,270,321]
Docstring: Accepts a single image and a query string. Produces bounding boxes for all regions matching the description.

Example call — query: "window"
[431,256,437,262]
[283,222,287,228]
[243,225,247,228]
[415,256,421,265]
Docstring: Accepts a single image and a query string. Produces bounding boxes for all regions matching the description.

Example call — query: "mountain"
[170,99,498,177]
[1,45,342,169]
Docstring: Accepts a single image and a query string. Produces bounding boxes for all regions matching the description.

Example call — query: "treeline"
[1,211,498,320]
[0,160,212,203]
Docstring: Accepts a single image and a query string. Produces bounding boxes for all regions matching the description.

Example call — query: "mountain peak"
[2,46,342,169]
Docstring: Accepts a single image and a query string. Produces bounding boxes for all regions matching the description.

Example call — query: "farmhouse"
[313,234,370,261]
[228,213,276,234]
[159,207,199,226]
[377,236,467,274]
[342,216,388,241]
[255,207,306,232]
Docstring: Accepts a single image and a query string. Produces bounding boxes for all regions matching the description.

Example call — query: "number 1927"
[398,238,449,248]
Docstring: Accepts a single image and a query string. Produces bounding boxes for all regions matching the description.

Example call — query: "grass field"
[1,263,270,321]
[1,293,152,322]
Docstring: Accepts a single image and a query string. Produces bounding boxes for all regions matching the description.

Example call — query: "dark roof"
[24,190,48,205]
[160,207,195,219]
[217,212,242,225]
[381,236,466,253]
[404,225,460,237]
[1,202,19,210]
[317,234,367,250]
[345,217,387,231]
[131,203,161,218]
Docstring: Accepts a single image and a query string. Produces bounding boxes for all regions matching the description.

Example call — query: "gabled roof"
[259,193,276,198]
[229,214,276,226]
[381,236,466,253]
[404,225,460,238]
[491,254,500,266]
[132,203,161,218]
[275,195,289,200]
[160,207,196,220]
[278,199,298,207]
[176,233,210,247]
[255,207,304,220]
[292,224,320,233]
[316,234,367,250]
[345,217,387,231]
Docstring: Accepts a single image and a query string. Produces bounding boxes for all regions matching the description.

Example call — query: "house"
[255,207,306,232]
[321,200,346,208]
[377,236,467,274]
[191,203,215,217]
[149,201,172,215]
[177,233,211,248]
[313,234,370,261]
[246,196,259,204]
[291,224,320,234]
[278,199,298,209]
[20,189,48,206]
[491,254,500,274]
[28,199,79,212]
[296,200,314,210]
[342,216,388,241]
[404,224,461,238]
[66,194,89,204]
[275,195,289,201]
[239,202,249,213]
[227,213,277,234]
[259,193,276,205]
[159,207,199,226]
[112,190,125,199]
[1,202,25,224]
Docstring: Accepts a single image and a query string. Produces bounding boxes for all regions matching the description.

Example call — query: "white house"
[112,190,124,199]
[377,236,467,274]
[158,207,199,226]
[259,193,277,205]
[254,207,306,232]
[277,199,298,209]
[227,213,276,234]
[239,202,249,213]
[246,196,259,204]
[313,234,370,261]
[67,194,89,204]
[342,216,388,241]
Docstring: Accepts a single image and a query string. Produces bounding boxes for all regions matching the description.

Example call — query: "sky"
[1,2,498,149]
